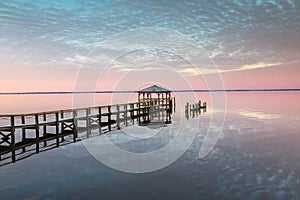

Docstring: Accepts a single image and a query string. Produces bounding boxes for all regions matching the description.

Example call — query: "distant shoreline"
[1,88,300,95]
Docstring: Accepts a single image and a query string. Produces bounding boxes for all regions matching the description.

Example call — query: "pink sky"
[188,62,300,90]
[1,62,299,93]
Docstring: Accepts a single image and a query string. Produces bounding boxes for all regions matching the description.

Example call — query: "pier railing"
[0,102,152,163]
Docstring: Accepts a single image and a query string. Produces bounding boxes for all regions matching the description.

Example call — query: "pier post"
[108,106,112,131]
[86,108,91,138]
[11,116,16,163]
[73,123,77,143]
[185,103,189,120]
[125,104,128,127]
[43,113,47,147]
[21,116,26,152]
[116,105,120,129]
[173,97,176,113]
[98,107,102,134]
[130,104,134,124]
[162,105,165,123]
[73,109,78,141]
[73,110,78,130]
[55,112,59,147]
[35,114,40,153]
[60,111,65,141]
[137,103,141,124]
[169,99,173,114]
[203,102,207,112]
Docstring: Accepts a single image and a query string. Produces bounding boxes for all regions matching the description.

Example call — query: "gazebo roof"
[138,85,171,93]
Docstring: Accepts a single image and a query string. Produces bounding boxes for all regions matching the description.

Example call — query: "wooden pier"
[0,85,206,165]
[0,102,157,163]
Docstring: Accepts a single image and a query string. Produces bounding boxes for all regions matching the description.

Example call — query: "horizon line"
[0,88,300,95]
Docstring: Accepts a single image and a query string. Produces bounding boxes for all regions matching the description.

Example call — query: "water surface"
[0,92,300,200]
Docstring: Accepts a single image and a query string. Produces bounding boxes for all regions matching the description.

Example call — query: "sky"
[0,0,299,92]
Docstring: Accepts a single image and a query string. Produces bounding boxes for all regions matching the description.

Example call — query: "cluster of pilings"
[185,101,207,119]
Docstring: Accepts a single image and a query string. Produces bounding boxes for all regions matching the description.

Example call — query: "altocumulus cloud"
[0,0,299,72]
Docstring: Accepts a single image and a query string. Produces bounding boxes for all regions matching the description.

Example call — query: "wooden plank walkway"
[0,102,151,163]
[0,100,206,164]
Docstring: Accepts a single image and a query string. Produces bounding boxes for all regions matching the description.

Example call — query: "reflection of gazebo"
[137,85,173,124]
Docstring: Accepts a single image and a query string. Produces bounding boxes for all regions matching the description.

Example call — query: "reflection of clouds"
[121,125,164,139]
[0,0,299,70]
[82,112,202,172]
[219,109,283,139]
[238,110,281,120]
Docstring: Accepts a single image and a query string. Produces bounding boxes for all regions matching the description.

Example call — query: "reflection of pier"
[185,101,207,119]
[0,85,176,164]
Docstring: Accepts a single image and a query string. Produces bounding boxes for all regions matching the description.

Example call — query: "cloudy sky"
[0,0,299,91]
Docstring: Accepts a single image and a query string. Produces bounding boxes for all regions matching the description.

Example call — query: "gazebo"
[137,85,173,124]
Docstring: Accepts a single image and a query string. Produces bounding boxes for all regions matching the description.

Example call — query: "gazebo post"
[157,93,160,120]
[138,93,141,123]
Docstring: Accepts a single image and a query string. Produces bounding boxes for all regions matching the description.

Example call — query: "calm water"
[0,92,300,200]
